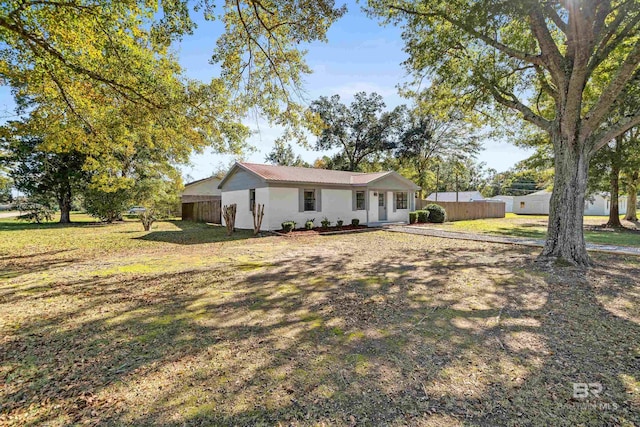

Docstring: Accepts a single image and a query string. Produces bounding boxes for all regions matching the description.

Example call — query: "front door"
[378,192,387,221]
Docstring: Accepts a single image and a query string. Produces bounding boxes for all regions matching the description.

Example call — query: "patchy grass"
[425,213,640,248]
[1,214,639,425]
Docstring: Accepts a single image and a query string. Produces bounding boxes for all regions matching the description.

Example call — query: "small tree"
[252,203,265,236]
[223,204,237,236]
[84,188,129,223]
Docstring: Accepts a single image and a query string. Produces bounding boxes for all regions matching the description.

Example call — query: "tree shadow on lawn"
[0,218,99,232]
[135,220,255,245]
[0,249,80,283]
[1,244,639,426]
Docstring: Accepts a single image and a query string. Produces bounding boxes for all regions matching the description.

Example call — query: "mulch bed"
[274,225,370,236]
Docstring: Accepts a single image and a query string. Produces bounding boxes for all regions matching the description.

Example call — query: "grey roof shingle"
[239,163,390,185]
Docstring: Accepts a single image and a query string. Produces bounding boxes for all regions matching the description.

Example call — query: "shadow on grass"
[1,239,639,425]
[0,219,99,232]
[135,220,255,245]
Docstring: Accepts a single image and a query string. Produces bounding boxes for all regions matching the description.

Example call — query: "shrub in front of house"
[351,218,360,226]
[281,221,296,232]
[321,217,331,229]
[417,210,430,223]
[305,219,315,230]
[409,211,418,224]
[337,219,344,229]
[426,204,446,223]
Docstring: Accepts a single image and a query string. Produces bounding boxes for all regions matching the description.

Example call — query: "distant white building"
[488,195,514,213]
[513,190,627,216]
[426,191,484,202]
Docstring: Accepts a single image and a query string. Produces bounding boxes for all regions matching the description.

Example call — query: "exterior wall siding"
[267,187,368,230]
[182,178,222,196]
[513,194,551,215]
[221,169,267,192]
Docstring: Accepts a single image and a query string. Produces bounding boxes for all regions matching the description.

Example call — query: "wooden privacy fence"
[416,200,505,221]
[182,199,221,223]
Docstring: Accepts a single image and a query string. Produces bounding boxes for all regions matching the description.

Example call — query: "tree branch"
[388,5,545,66]
[592,112,640,153]
[584,42,640,135]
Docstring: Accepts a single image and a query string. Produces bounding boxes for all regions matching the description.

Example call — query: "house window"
[249,189,256,212]
[520,201,525,209]
[356,191,365,210]
[304,189,316,211]
[395,192,408,209]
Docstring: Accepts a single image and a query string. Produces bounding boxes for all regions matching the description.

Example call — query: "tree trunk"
[606,159,621,227]
[540,133,591,267]
[58,184,72,224]
[625,171,638,221]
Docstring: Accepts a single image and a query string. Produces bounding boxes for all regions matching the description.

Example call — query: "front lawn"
[1,215,639,425]
[423,213,640,248]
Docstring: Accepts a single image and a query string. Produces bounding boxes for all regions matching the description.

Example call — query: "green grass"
[1,214,639,426]
[430,213,640,247]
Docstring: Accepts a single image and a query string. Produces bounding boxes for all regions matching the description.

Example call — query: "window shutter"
[352,190,357,211]
[393,192,397,212]
[365,190,369,210]
[316,189,322,212]
[298,188,304,212]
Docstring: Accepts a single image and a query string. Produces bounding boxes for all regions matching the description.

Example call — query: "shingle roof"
[238,163,393,185]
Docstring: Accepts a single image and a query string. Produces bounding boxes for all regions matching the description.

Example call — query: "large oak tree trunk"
[540,133,591,266]
[606,161,621,227]
[58,183,72,224]
[626,171,638,221]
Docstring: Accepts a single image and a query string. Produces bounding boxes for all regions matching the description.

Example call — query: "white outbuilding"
[513,190,627,216]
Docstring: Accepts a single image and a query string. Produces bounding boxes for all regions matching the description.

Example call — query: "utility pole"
[435,163,439,202]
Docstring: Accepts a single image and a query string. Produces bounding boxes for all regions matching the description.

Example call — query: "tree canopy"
[369,0,640,266]
[309,92,404,172]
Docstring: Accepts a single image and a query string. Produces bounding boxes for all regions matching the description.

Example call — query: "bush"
[409,211,418,224]
[351,218,360,226]
[426,204,446,223]
[16,201,54,224]
[84,188,129,223]
[321,217,331,228]
[417,210,430,223]
[305,219,315,230]
[337,219,344,228]
[281,221,296,232]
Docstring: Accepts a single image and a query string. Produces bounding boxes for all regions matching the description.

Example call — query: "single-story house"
[426,191,485,202]
[513,190,627,216]
[181,177,222,222]
[487,195,514,213]
[218,162,421,230]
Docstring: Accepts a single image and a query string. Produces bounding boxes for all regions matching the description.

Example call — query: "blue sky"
[0,1,533,182]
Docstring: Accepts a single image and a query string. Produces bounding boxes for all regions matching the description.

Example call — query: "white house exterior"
[584,193,627,216]
[218,163,421,231]
[488,195,514,213]
[513,190,627,215]
[426,191,484,202]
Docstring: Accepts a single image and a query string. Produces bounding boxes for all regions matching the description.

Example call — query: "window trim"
[355,191,365,210]
[303,189,316,211]
[395,191,408,210]
[249,188,256,212]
